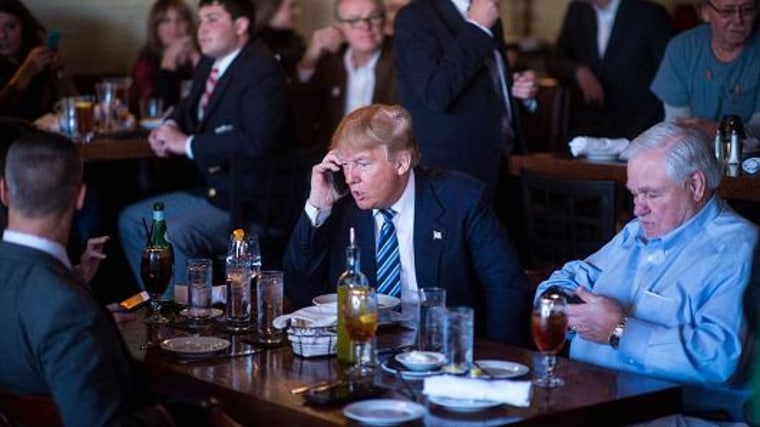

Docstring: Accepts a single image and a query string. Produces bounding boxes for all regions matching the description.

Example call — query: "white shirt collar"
[451,0,469,17]
[2,229,72,270]
[212,47,242,77]
[374,168,415,221]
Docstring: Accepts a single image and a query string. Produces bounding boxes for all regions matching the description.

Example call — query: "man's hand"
[11,46,55,90]
[308,150,346,209]
[74,235,109,284]
[511,70,538,100]
[468,0,501,29]
[575,66,604,106]
[149,123,188,157]
[298,25,344,73]
[567,286,625,344]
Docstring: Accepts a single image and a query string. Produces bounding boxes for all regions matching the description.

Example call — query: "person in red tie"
[118,0,292,294]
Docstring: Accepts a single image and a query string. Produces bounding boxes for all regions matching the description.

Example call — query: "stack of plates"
[287,325,337,358]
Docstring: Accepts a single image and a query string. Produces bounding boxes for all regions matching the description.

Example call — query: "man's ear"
[0,177,8,208]
[688,170,706,201]
[395,151,412,176]
[234,16,250,38]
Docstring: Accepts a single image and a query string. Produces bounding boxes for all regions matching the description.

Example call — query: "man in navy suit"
[393,0,538,192]
[283,104,530,346]
[546,0,672,140]
[119,0,291,290]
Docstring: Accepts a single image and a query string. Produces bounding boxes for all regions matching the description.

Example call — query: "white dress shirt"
[593,0,622,58]
[343,48,381,116]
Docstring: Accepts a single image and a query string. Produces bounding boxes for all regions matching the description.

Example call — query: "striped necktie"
[376,208,401,297]
[198,66,219,120]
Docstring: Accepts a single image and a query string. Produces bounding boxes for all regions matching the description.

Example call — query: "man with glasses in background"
[651,0,760,139]
[294,0,397,149]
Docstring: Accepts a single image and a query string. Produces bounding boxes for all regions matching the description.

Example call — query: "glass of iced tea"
[74,96,95,138]
[343,287,379,379]
[531,292,568,388]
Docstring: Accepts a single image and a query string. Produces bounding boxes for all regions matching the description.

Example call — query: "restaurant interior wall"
[23,0,691,76]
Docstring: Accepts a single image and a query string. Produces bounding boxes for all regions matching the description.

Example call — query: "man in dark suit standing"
[295,0,397,149]
[283,104,530,346]
[119,0,290,291]
[546,0,672,140]
[393,0,538,192]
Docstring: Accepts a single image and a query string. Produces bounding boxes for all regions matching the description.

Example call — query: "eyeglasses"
[705,1,757,19]
[337,11,385,28]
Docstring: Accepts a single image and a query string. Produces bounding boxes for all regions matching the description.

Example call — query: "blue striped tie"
[376,208,401,297]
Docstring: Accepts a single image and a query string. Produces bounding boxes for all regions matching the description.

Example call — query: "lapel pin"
[433,230,442,240]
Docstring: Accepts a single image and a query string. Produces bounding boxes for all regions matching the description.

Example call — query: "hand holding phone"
[326,167,348,198]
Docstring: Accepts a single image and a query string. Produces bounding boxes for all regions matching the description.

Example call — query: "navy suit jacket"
[168,40,292,215]
[546,0,672,139]
[0,241,141,426]
[394,0,525,189]
[283,168,531,346]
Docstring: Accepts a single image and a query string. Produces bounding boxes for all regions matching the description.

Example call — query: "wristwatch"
[609,317,627,350]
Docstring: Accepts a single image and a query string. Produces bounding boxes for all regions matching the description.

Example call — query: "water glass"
[225,266,252,331]
[186,258,212,322]
[256,270,284,345]
[443,306,474,374]
[140,97,164,120]
[417,287,447,352]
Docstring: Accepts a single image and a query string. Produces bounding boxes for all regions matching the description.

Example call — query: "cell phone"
[326,168,349,197]
[544,285,585,304]
[119,291,150,312]
[303,381,384,406]
[45,30,61,49]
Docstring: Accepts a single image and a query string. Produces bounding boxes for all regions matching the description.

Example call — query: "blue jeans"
[118,191,229,299]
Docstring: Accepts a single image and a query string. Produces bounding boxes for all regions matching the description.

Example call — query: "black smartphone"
[544,285,585,304]
[119,291,150,312]
[326,168,349,197]
[45,30,61,49]
[303,381,384,406]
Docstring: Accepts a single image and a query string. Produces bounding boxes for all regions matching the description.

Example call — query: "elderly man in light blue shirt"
[535,121,758,421]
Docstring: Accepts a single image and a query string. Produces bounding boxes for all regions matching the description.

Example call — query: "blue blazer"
[394,0,525,189]
[283,168,531,346]
[168,40,292,215]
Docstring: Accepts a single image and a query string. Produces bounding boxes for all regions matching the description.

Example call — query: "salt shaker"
[728,128,742,165]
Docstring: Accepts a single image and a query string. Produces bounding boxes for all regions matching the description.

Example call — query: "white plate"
[312,293,400,311]
[160,336,230,357]
[427,395,503,412]
[380,358,442,380]
[343,399,426,425]
[178,308,224,318]
[395,351,445,371]
[139,118,163,130]
[473,360,530,379]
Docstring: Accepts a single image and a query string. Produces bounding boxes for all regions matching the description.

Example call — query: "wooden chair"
[0,390,62,427]
[520,168,617,270]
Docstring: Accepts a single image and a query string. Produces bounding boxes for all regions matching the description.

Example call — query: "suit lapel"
[373,38,395,104]
[434,0,467,35]
[603,0,629,64]
[412,170,445,289]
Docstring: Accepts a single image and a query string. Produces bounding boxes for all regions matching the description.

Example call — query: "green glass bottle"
[336,227,369,364]
[149,201,175,297]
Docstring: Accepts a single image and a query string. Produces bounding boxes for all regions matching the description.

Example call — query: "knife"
[175,348,258,364]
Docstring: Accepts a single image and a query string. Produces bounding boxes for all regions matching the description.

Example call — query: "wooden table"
[79,132,154,162]
[510,153,760,203]
[121,314,682,426]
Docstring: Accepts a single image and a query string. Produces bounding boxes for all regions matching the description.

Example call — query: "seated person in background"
[294,0,396,149]
[535,121,758,421]
[546,0,672,140]
[651,0,760,138]
[0,130,169,426]
[283,104,531,347]
[0,0,75,121]
[129,0,200,115]
[252,0,306,79]
[119,0,291,292]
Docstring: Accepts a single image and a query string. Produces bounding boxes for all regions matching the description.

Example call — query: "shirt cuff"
[466,19,493,37]
[184,135,195,159]
[304,200,332,227]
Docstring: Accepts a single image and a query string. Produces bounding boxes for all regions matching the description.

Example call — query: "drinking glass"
[343,287,379,379]
[417,287,446,352]
[531,292,569,387]
[140,244,173,324]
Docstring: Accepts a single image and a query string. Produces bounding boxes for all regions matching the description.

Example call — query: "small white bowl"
[394,351,445,371]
